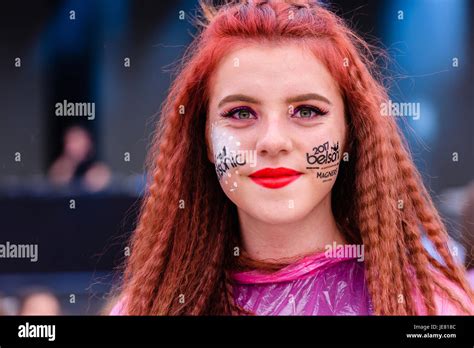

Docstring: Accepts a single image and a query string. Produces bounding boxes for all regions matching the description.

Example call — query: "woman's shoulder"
[109,295,128,315]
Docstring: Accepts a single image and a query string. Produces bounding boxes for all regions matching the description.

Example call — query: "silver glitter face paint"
[210,121,257,192]
[211,122,242,192]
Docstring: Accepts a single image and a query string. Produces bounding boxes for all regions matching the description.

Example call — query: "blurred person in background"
[18,288,62,316]
[48,126,111,192]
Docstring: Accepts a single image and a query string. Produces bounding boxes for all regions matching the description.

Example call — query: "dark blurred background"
[0,0,472,315]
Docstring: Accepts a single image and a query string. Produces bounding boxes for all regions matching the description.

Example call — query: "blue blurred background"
[0,0,472,314]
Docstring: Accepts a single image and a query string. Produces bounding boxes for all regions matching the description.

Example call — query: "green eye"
[221,107,256,120]
[299,107,313,118]
[238,109,251,119]
[292,105,329,119]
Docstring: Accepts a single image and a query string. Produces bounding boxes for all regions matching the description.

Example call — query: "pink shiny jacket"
[110,252,473,315]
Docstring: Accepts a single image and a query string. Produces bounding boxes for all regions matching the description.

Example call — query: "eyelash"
[220,106,257,120]
[220,105,329,120]
[291,105,329,119]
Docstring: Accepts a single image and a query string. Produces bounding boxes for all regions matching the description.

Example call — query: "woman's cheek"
[304,139,343,183]
[210,122,257,193]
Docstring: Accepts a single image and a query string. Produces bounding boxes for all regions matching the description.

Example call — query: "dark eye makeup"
[220,106,257,120]
[219,104,329,121]
[291,105,329,119]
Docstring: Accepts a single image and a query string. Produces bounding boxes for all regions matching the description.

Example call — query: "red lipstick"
[249,167,302,189]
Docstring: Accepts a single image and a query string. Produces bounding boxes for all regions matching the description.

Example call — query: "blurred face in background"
[19,292,61,315]
[206,42,347,225]
[64,126,93,162]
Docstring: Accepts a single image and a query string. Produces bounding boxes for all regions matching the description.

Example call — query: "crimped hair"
[117,0,474,315]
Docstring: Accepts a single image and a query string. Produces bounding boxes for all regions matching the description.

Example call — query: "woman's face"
[206,42,347,224]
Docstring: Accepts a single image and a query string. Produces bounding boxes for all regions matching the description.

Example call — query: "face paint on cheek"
[210,122,256,192]
[305,140,341,182]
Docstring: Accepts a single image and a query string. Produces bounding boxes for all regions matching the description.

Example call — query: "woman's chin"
[239,202,313,225]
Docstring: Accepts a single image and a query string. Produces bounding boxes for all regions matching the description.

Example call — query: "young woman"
[110,0,474,315]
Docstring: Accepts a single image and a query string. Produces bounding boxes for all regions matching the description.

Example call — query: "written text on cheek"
[306,141,340,182]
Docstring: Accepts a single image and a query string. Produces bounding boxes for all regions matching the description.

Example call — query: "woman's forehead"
[208,42,341,107]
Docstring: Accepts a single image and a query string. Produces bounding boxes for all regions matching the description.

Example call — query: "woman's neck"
[237,194,346,262]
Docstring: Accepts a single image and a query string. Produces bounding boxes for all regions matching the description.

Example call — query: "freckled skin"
[206,42,347,226]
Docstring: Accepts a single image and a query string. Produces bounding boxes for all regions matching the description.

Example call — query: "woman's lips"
[248,167,302,189]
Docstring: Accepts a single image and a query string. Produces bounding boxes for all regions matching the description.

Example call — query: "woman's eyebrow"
[286,93,332,105]
[217,92,332,108]
[218,94,260,108]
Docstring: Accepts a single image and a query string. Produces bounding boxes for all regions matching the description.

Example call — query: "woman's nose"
[255,114,293,158]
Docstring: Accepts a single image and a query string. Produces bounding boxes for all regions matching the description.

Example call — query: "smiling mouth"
[248,167,303,189]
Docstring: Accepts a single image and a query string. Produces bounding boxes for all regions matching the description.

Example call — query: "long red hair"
[117,0,473,315]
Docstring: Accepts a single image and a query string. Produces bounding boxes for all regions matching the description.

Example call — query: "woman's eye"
[236,109,251,119]
[221,107,256,120]
[292,105,328,119]
[299,107,313,118]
